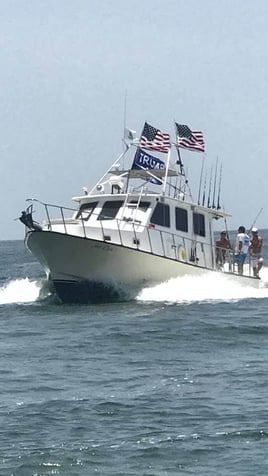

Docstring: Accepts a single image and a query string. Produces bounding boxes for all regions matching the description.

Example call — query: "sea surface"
[1,232,268,475]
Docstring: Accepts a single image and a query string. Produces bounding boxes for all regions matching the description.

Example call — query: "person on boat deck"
[215,231,232,269]
[249,227,263,278]
[234,226,250,275]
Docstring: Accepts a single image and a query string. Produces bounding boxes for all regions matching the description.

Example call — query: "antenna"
[122,90,128,168]
[123,89,127,139]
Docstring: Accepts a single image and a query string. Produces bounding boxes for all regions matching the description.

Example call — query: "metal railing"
[23,199,255,278]
[215,246,255,277]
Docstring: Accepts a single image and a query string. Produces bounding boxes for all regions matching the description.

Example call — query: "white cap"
[252,227,258,233]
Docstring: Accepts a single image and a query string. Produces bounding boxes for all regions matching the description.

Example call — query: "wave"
[2,267,268,306]
[137,267,268,304]
[0,278,50,305]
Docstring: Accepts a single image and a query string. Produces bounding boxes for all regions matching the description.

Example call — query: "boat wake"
[137,267,268,304]
[2,267,268,306]
[0,278,51,305]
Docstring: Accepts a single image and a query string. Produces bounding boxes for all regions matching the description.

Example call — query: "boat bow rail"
[21,199,254,278]
[21,199,214,265]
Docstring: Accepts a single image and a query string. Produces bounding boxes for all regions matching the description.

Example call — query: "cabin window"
[128,200,151,212]
[76,201,98,221]
[150,202,170,227]
[175,207,188,232]
[97,200,124,220]
[193,212,205,237]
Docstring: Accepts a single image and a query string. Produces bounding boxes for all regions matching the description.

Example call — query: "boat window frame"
[193,212,206,237]
[175,207,188,232]
[150,202,170,228]
[76,201,98,221]
[127,200,151,212]
[97,200,124,221]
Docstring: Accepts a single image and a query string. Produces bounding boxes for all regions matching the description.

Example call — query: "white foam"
[0,278,41,304]
[137,267,268,304]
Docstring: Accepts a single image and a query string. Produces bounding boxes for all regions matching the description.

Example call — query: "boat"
[19,121,260,303]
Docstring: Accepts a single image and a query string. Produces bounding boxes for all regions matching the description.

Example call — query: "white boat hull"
[26,230,259,303]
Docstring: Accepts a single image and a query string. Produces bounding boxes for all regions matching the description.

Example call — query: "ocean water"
[1,234,268,475]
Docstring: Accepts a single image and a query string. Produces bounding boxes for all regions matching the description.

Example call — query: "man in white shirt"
[234,226,250,275]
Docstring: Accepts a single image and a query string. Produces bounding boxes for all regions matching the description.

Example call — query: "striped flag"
[140,122,170,153]
[175,123,205,152]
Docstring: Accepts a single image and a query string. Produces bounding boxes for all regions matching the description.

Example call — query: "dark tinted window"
[76,201,98,221]
[150,202,170,227]
[193,212,205,236]
[97,201,124,220]
[128,200,151,212]
[175,207,188,232]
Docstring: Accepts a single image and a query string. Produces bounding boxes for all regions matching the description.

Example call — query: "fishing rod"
[212,157,218,209]
[207,165,213,208]
[202,169,207,206]
[218,204,232,257]
[247,207,264,233]
[223,208,230,241]
[197,156,205,206]
[217,163,222,210]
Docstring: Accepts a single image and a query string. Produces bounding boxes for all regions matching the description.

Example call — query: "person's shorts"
[234,253,247,264]
[251,254,263,267]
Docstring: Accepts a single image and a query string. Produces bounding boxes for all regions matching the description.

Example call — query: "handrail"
[24,199,254,278]
[44,204,51,228]
[147,225,153,254]
[116,218,123,246]
[60,207,67,235]
[25,200,218,264]
[26,198,77,212]
[160,230,165,258]
[81,217,87,238]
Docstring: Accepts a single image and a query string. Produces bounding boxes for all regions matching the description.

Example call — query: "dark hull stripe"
[52,279,130,304]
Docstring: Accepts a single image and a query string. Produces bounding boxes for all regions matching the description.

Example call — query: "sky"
[1,0,268,240]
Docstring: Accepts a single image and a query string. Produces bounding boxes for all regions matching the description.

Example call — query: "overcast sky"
[1,0,268,240]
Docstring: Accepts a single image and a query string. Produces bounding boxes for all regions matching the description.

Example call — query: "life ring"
[178,245,186,261]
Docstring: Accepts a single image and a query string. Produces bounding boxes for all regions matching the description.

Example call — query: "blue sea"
[1,233,268,475]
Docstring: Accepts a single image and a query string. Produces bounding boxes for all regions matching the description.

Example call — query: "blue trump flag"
[131,148,165,185]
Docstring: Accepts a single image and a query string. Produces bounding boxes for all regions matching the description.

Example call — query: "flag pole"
[162,147,171,195]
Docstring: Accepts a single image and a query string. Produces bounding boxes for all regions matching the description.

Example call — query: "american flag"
[175,123,205,153]
[140,122,171,153]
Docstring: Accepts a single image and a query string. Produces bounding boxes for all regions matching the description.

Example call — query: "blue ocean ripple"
[1,239,268,474]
